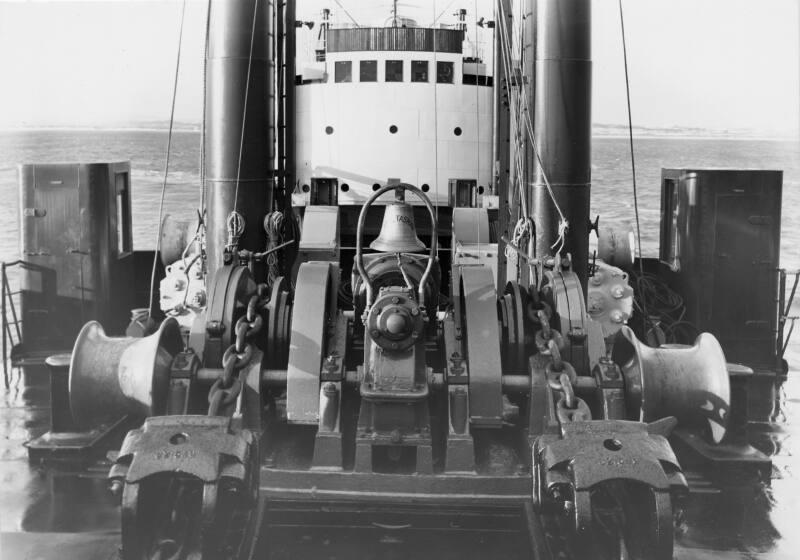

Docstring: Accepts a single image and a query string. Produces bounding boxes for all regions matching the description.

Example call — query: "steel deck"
[2,364,799,559]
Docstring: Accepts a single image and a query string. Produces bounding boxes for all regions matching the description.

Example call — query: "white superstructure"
[295,22,493,207]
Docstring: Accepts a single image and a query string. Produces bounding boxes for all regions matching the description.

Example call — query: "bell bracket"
[354,183,438,310]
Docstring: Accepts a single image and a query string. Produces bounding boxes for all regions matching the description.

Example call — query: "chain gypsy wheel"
[499,281,529,373]
[539,269,590,374]
[264,276,292,369]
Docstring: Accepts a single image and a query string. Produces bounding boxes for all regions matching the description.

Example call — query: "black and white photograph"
[0,0,798,558]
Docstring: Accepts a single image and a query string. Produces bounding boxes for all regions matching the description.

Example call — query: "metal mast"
[204,0,272,281]
[530,0,592,287]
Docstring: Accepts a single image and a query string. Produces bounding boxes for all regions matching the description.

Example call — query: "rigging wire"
[148,0,188,316]
[232,0,260,218]
[495,2,528,261]
[496,0,568,257]
[432,0,439,257]
[474,0,481,259]
[430,0,458,27]
[495,1,536,263]
[332,0,360,28]
[618,0,645,282]
[618,0,650,327]
[199,0,212,220]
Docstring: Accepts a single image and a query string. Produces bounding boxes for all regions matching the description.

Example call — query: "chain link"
[206,285,272,417]
[538,310,551,339]
[547,338,563,372]
[208,313,262,416]
[537,308,580,412]
[246,294,260,323]
[559,372,575,409]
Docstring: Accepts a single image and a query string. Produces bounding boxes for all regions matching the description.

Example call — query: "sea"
[1,129,798,369]
[1,129,800,557]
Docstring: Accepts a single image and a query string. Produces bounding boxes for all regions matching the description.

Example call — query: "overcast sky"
[0,0,797,137]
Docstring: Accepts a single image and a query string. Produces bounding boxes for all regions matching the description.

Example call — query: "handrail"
[2,262,6,389]
[779,268,800,363]
[2,260,34,389]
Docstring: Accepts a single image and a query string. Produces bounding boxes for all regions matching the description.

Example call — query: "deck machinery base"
[46,184,751,559]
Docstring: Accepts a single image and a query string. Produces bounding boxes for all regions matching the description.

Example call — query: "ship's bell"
[370,202,426,253]
[69,318,183,429]
[612,325,730,444]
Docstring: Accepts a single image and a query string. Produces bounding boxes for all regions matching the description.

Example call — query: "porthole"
[478,185,485,195]
[325,126,334,135]
[341,183,350,192]
[421,184,430,192]
[302,184,310,193]
[454,127,462,136]
[372,183,381,191]
[389,125,398,134]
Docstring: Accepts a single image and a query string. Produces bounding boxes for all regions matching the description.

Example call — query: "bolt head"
[323,382,338,394]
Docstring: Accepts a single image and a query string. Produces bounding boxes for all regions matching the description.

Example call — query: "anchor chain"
[207,289,267,416]
[111,282,269,560]
[538,313,591,423]
[532,311,685,559]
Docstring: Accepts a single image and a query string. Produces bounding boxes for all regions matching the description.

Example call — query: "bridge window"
[334,61,352,83]
[386,60,403,82]
[437,61,454,84]
[360,60,377,82]
[411,60,428,82]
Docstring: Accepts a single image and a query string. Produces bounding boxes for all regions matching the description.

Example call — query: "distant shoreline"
[0,127,795,142]
[593,133,796,142]
[0,127,200,133]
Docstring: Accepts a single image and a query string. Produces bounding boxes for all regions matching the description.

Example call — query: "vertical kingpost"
[205,0,272,281]
[530,0,592,288]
